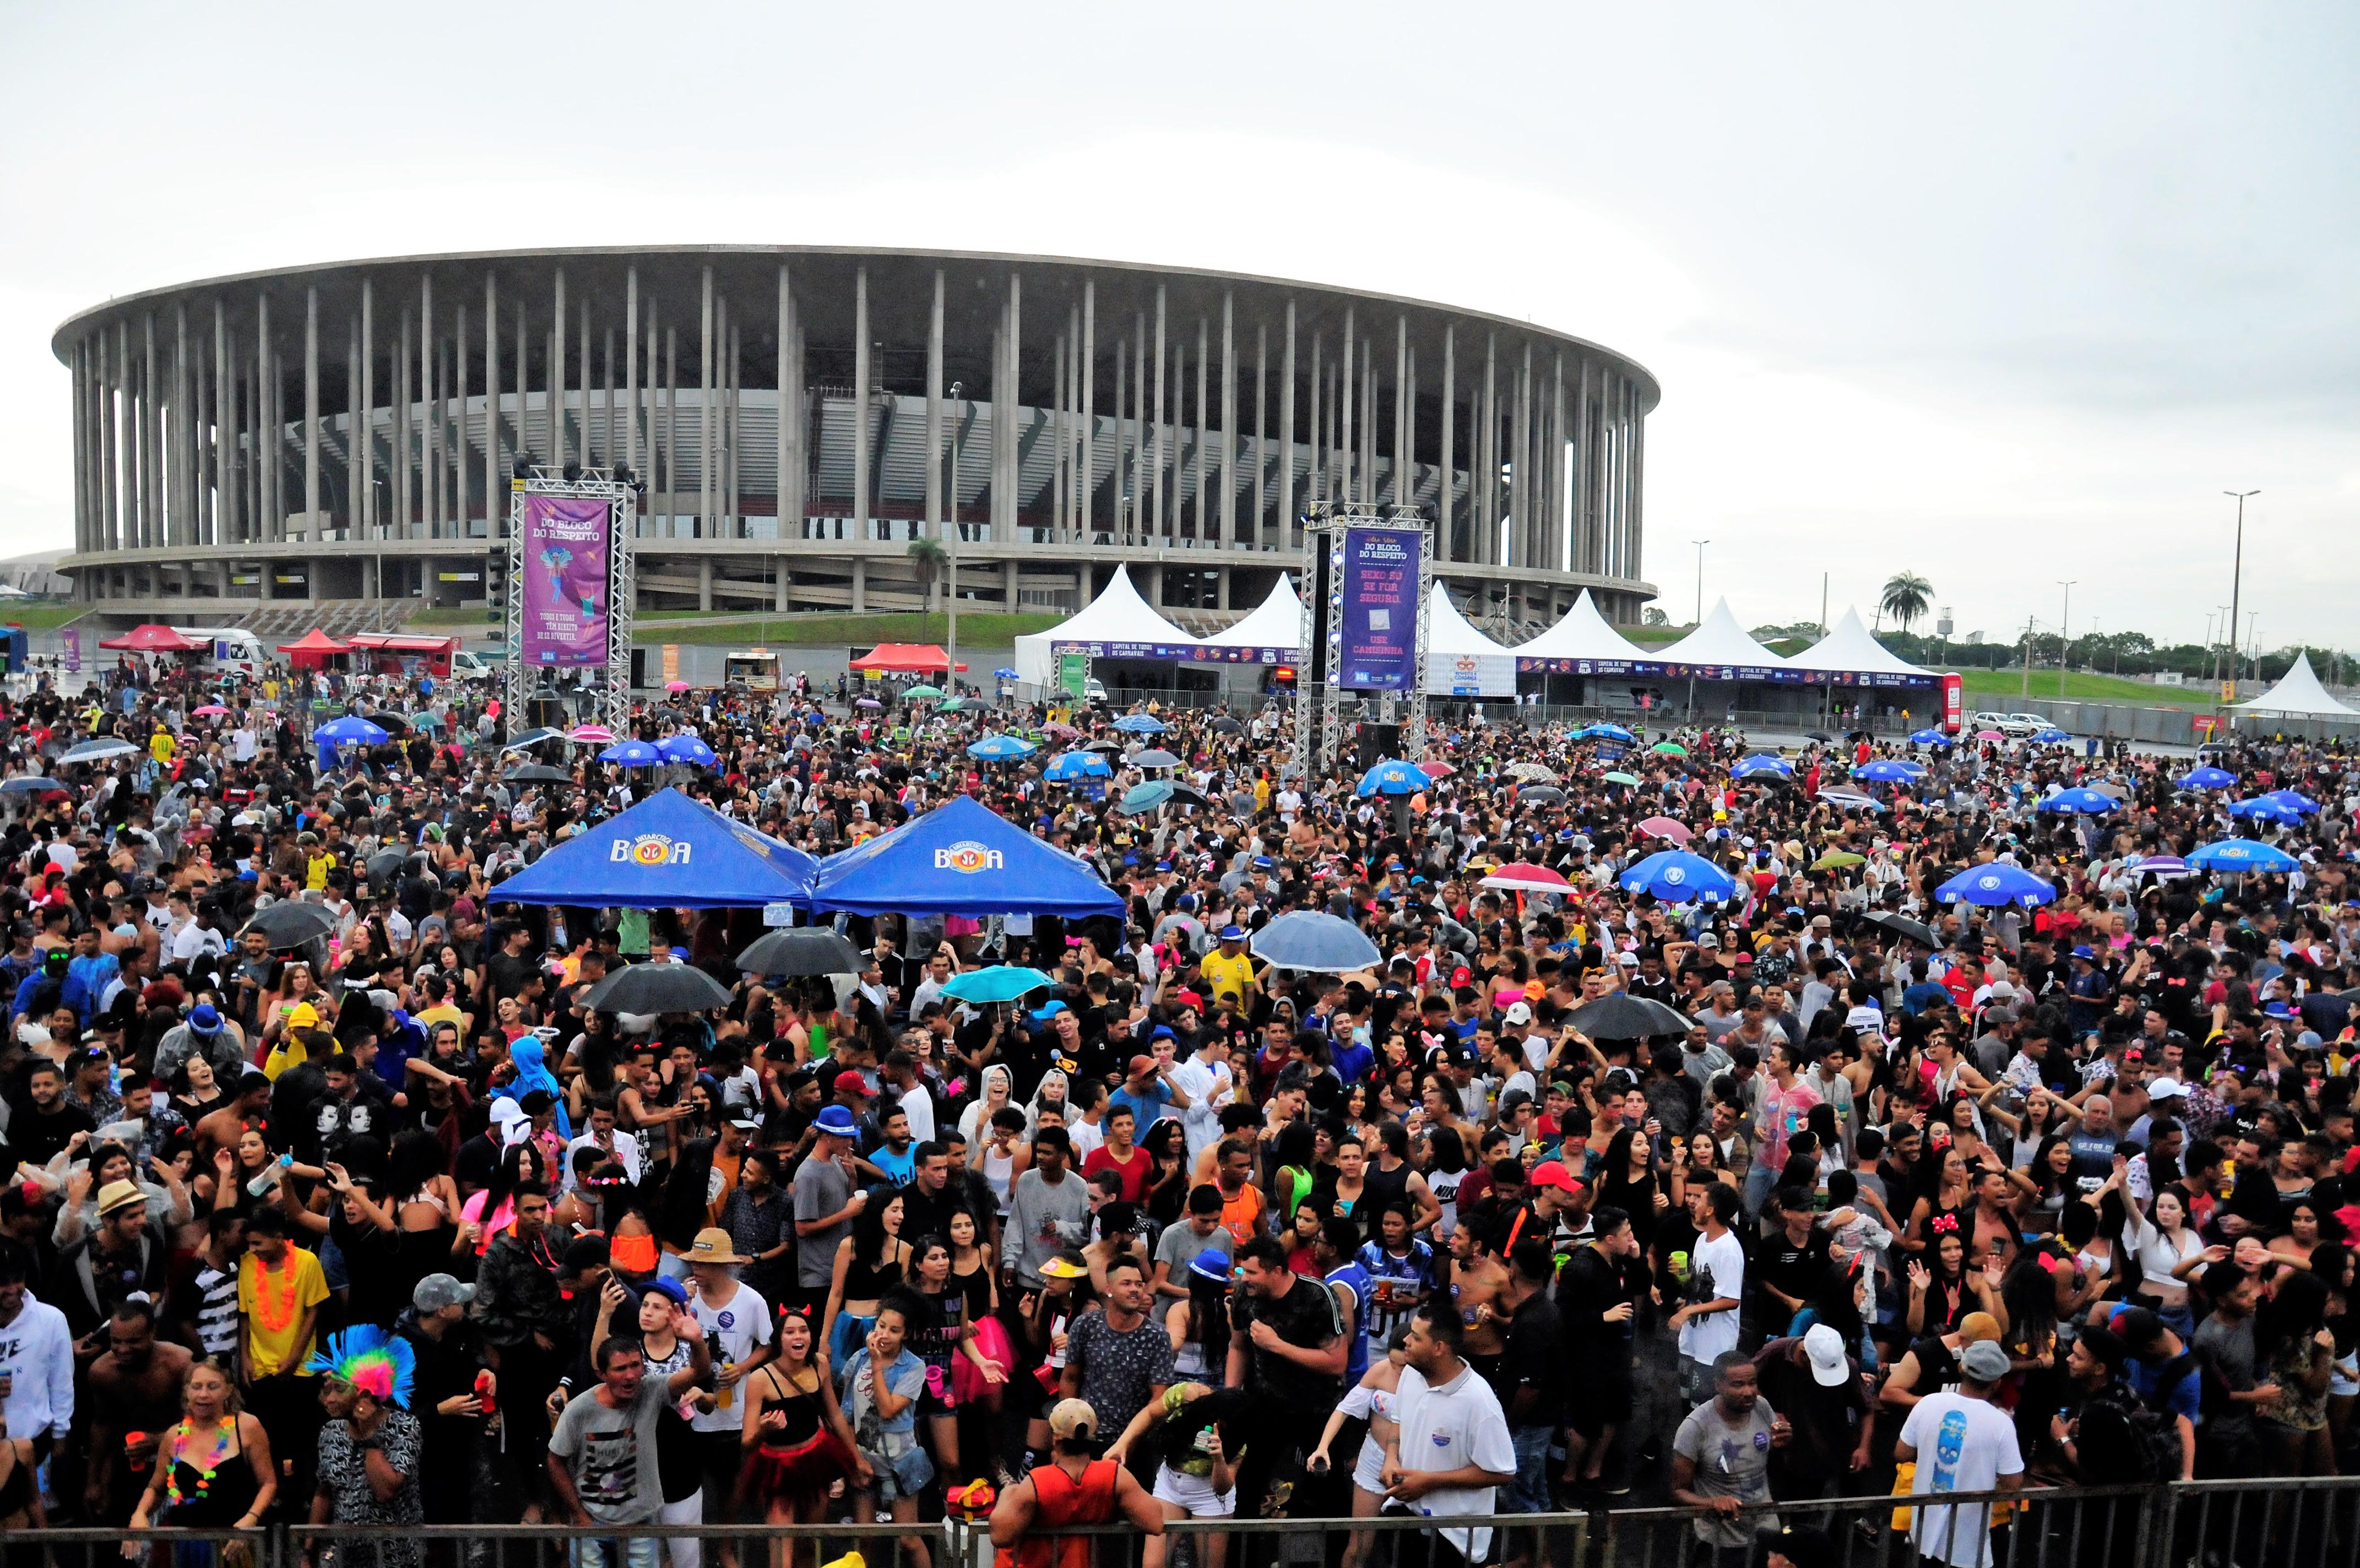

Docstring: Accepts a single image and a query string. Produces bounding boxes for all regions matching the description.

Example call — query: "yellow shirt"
[304,851,337,891]
[149,733,176,765]
[237,1247,330,1376]
[1200,948,1258,1008]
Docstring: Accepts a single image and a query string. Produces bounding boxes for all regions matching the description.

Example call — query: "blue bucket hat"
[812,1104,860,1138]
[1187,1247,1234,1284]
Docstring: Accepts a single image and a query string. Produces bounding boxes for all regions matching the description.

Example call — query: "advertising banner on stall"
[1338,527,1419,691]
[60,628,79,674]
[520,493,613,666]
[1057,652,1089,699]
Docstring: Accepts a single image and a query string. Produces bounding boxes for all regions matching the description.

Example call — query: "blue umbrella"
[59,738,142,764]
[1120,780,1176,813]
[2178,766,2236,790]
[315,716,388,747]
[1618,850,1738,904]
[1250,910,1382,972]
[1732,755,1792,779]
[1853,759,1924,784]
[0,777,64,794]
[2227,797,2304,825]
[940,966,1056,1004]
[1045,750,1113,782]
[2189,838,2299,873]
[1113,714,1167,734]
[2031,728,2074,745]
[1356,758,1433,797]
[657,734,717,767]
[992,668,1020,679]
[2039,788,2118,815]
[967,734,1038,762]
[1934,862,2058,907]
[1577,723,1637,742]
[599,740,664,766]
[2263,789,2320,815]
[1907,729,1954,747]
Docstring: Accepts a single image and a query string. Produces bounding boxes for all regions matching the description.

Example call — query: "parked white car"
[1968,710,2041,738]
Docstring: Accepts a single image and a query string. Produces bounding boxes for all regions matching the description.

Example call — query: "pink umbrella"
[567,725,616,745]
[1973,729,2005,741]
[192,704,231,718]
[1479,862,1570,894]
[1636,815,1692,844]
[664,680,690,693]
[1422,760,1458,778]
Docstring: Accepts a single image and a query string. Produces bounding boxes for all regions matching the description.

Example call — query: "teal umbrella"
[941,967,1057,1004]
[1122,780,1176,812]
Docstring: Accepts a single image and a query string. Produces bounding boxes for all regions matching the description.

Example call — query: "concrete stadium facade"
[50,247,1659,631]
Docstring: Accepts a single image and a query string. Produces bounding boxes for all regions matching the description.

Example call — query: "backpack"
[2076,1357,2190,1484]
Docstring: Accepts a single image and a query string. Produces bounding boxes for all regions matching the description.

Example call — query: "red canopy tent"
[276,628,350,669]
[98,623,202,653]
[850,643,961,673]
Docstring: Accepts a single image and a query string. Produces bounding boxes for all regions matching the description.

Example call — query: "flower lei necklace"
[162,1417,234,1508]
[250,1250,301,1334]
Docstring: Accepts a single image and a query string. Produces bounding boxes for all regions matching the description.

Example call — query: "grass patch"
[1945,666,2218,709]
[633,611,1059,648]
[410,606,495,628]
[0,604,88,631]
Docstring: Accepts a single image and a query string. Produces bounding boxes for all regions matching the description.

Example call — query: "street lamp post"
[2056,580,2075,698]
[1686,539,1708,723]
[2223,490,2258,700]
[947,381,963,696]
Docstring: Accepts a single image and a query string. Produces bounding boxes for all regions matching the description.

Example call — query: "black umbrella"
[1130,748,1182,769]
[1211,717,1245,736]
[365,712,411,736]
[1805,730,1837,743]
[506,764,571,784]
[240,900,336,951]
[1168,783,1215,808]
[1565,993,1694,1040]
[1519,785,1566,805]
[1861,910,1940,948]
[364,848,408,888]
[577,962,734,1014]
[736,928,866,978]
[1082,739,1124,755]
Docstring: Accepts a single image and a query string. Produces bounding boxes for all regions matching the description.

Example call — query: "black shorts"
[1567,1379,1633,1437]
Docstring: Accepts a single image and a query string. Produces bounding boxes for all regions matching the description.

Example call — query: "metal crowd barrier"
[13,1479,2360,1568]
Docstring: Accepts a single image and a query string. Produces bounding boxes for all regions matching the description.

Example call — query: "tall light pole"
[2223,489,2258,700]
[1686,539,1709,724]
[2055,580,2076,698]
[947,381,963,695]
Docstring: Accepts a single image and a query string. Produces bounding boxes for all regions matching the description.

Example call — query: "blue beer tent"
[805,794,1125,918]
[491,788,817,909]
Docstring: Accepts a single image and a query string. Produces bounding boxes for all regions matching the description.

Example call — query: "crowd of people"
[0,644,2357,1568]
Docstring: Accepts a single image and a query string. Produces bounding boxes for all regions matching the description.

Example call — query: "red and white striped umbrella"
[1637,815,1692,845]
[1479,862,1569,894]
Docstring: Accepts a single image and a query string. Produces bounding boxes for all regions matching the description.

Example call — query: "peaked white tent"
[1652,598,1791,670]
[2234,652,2360,718]
[1425,584,1518,696]
[1012,566,1201,688]
[1785,607,1935,679]
[1512,589,1651,663]
[1200,573,1304,653]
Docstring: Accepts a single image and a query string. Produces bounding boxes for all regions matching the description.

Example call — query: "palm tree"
[907,537,947,638]
[1879,571,1933,633]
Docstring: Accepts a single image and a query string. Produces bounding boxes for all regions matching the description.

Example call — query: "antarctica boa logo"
[936,840,1003,873]
[611,832,691,866]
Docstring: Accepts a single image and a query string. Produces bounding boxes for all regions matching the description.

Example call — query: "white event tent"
[2233,652,2360,719]
[1011,566,1200,688]
[1198,573,1304,654]
[1784,608,1936,681]
[1651,598,1792,672]
[1425,583,1518,696]
[1512,589,1652,664]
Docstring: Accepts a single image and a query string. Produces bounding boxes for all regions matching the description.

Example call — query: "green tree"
[907,536,947,636]
[1879,571,1933,632]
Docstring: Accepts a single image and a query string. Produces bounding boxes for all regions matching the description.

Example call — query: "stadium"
[48,246,1658,637]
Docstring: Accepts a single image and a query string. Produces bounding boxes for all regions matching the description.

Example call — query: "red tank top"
[994,1459,1121,1568]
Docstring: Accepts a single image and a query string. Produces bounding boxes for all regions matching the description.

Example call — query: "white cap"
[1802,1323,1850,1387]
[2146,1076,2187,1101]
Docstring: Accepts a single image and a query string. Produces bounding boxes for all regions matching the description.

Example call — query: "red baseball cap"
[833,1070,875,1098]
[1529,1160,1582,1192]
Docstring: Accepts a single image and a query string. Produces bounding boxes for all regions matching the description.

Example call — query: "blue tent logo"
[613,832,689,866]
[935,840,1004,873]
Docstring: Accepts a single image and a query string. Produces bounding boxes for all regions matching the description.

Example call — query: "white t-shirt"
[1390,1360,1518,1559]
[1678,1228,1746,1365]
[1171,1056,1234,1162]
[688,1281,774,1434]
[1066,1115,1105,1162]
[1900,1392,2024,1568]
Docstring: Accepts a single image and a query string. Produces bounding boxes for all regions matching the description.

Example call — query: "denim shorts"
[859,1437,934,1502]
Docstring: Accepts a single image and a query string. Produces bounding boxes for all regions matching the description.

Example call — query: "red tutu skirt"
[953,1315,1016,1404]
[739,1429,858,1507]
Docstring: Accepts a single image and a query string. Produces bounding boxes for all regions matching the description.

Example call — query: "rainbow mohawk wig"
[305,1325,417,1408]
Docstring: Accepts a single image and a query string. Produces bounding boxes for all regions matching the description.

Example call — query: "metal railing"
[15,1478,2360,1568]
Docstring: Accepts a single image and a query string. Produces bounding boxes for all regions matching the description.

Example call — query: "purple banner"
[521,493,612,666]
[1338,527,1419,691]
[60,628,80,673]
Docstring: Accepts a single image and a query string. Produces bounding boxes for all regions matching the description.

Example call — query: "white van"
[171,627,270,679]
[450,650,494,680]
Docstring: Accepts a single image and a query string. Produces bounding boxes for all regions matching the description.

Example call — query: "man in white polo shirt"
[1380,1301,1517,1568]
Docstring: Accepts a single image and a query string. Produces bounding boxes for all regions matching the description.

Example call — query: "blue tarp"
[805,794,1125,918]
[491,788,816,910]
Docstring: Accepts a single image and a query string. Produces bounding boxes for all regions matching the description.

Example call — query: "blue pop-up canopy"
[491,788,816,910]
[805,794,1125,918]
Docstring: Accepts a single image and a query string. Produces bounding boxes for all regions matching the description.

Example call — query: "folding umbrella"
[577,962,734,1015]
[1113,714,1167,734]
[658,734,717,767]
[1081,739,1125,755]
[1121,780,1176,813]
[1601,772,1640,788]
[992,668,1020,679]
[1129,748,1182,769]
[1564,994,1692,1040]
[1650,741,1689,757]
[665,680,691,693]
[501,728,563,751]
[967,735,1038,762]
[1520,785,1567,803]
[1250,911,1381,972]
[1211,717,1245,736]
[1862,910,1941,947]
[2039,788,2118,815]
[1934,862,2057,907]
[2123,855,2194,880]
[1810,851,1866,870]
[1356,759,1431,797]
[2031,728,2074,745]
[365,713,412,736]
[940,967,1057,1004]
[2188,839,2299,873]
[1818,787,1885,812]
[1479,863,1569,894]
[1506,762,1558,783]
[568,725,617,745]
[904,686,944,701]
[1732,755,1793,778]
[192,704,231,718]
[1618,850,1738,903]
[0,777,65,795]
[735,929,866,977]
[241,900,337,950]
[1636,816,1692,845]
[504,764,572,784]
[1167,783,1216,809]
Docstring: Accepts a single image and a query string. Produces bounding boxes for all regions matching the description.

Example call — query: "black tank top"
[758,1377,823,1450]
[164,1420,258,1528]
[1364,1161,1410,1214]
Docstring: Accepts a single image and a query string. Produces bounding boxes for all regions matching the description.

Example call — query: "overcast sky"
[4,3,2352,649]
